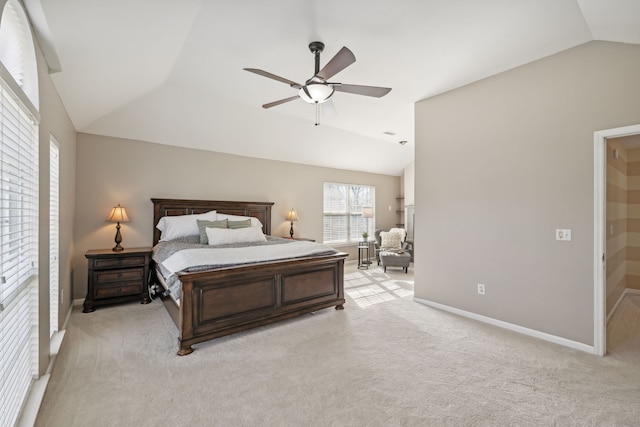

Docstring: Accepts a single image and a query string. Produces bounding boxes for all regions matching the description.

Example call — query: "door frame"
[594,123,640,356]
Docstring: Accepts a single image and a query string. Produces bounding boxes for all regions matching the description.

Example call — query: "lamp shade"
[286,209,299,222]
[106,205,129,223]
[362,207,374,218]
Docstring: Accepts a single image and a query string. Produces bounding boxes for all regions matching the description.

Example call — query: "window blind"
[0,73,39,427]
[323,182,375,244]
[50,138,59,338]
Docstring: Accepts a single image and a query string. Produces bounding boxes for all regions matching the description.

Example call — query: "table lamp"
[286,208,299,239]
[106,204,129,252]
[362,206,373,239]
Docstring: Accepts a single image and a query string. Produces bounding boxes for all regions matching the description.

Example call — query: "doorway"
[594,124,640,356]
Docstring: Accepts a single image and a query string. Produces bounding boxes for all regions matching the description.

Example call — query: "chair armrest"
[402,242,412,251]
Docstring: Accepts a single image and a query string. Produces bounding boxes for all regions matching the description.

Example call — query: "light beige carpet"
[36,264,640,426]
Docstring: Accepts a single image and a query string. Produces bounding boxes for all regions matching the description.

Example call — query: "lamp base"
[113,222,124,252]
[289,221,294,239]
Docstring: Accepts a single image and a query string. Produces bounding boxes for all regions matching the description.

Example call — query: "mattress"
[152,235,338,302]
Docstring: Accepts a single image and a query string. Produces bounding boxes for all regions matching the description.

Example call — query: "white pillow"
[157,210,217,241]
[216,213,263,229]
[380,231,402,249]
[388,227,407,242]
[206,225,267,246]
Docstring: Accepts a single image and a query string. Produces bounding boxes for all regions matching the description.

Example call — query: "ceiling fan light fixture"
[299,83,334,104]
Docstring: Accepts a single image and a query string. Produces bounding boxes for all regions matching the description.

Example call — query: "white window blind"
[0,74,39,427]
[323,182,375,244]
[50,138,59,338]
[0,0,39,109]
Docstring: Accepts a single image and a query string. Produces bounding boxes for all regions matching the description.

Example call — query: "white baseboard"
[413,297,595,354]
[607,288,640,324]
[62,302,74,330]
[607,291,627,324]
[73,298,84,307]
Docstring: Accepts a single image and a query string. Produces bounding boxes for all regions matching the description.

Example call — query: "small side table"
[84,247,152,313]
[358,240,373,269]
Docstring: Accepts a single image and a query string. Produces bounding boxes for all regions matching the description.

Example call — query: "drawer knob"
[117,272,123,279]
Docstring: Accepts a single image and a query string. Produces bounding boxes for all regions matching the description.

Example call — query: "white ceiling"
[29,0,640,176]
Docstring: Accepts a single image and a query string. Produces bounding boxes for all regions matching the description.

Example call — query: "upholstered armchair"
[374,228,412,265]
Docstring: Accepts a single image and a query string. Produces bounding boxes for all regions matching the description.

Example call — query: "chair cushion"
[380,231,402,249]
[379,250,411,267]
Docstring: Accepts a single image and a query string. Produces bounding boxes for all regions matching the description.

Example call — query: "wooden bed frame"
[150,198,347,355]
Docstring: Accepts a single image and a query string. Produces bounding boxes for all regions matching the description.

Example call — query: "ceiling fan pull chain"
[315,103,320,126]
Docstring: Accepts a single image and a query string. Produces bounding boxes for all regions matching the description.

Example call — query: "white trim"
[73,298,84,307]
[49,330,65,361]
[414,297,595,354]
[608,288,640,324]
[16,374,49,427]
[593,124,640,357]
[62,301,73,330]
[17,311,71,427]
[606,291,626,324]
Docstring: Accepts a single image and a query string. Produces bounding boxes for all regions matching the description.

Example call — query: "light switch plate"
[556,229,572,241]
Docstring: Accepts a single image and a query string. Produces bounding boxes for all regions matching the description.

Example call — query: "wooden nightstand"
[83,247,152,313]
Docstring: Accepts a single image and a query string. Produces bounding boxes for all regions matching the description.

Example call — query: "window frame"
[322,182,375,245]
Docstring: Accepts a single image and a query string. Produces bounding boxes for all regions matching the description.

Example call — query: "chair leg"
[383,266,387,273]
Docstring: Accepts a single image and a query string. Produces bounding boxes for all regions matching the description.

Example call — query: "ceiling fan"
[244,41,391,125]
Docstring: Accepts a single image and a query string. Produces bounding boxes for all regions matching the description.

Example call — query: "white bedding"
[161,240,335,278]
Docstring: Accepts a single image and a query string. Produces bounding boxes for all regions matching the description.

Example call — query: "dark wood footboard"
[175,252,346,355]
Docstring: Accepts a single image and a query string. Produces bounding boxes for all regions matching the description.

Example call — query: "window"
[323,182,375,244]
[50,138,59,338]
[0,74,39,427]
[0,1,40,426]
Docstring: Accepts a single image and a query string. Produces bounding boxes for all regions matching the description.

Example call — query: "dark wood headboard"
[151,198,274,245]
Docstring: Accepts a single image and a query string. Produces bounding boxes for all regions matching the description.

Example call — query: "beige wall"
[624,144,640,293]
[34,31,78,373]
[73,133,401,299]
[606,140,627,315]
[414,41,640,346]
[404,161,415,206]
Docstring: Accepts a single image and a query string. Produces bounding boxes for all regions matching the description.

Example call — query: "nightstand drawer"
[93,256,146,269]
[93,268,144,284]
[94,282,143,299]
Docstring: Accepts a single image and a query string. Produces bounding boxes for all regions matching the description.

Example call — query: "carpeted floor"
[36,263,640,426]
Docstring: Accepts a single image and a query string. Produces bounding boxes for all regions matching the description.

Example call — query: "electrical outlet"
[477,283,485,295]
[556,229,572,241]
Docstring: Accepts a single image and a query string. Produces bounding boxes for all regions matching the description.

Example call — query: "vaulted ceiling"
[28,0,640,176]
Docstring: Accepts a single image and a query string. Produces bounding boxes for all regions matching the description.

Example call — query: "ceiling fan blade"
[244,68,302,89]
[316,47,356,80]
[262,96,299,109]
[333,84,391,98]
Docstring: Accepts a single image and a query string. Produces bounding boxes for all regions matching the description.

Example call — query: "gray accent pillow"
[227,219,252,229]
[197,219,227,244]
